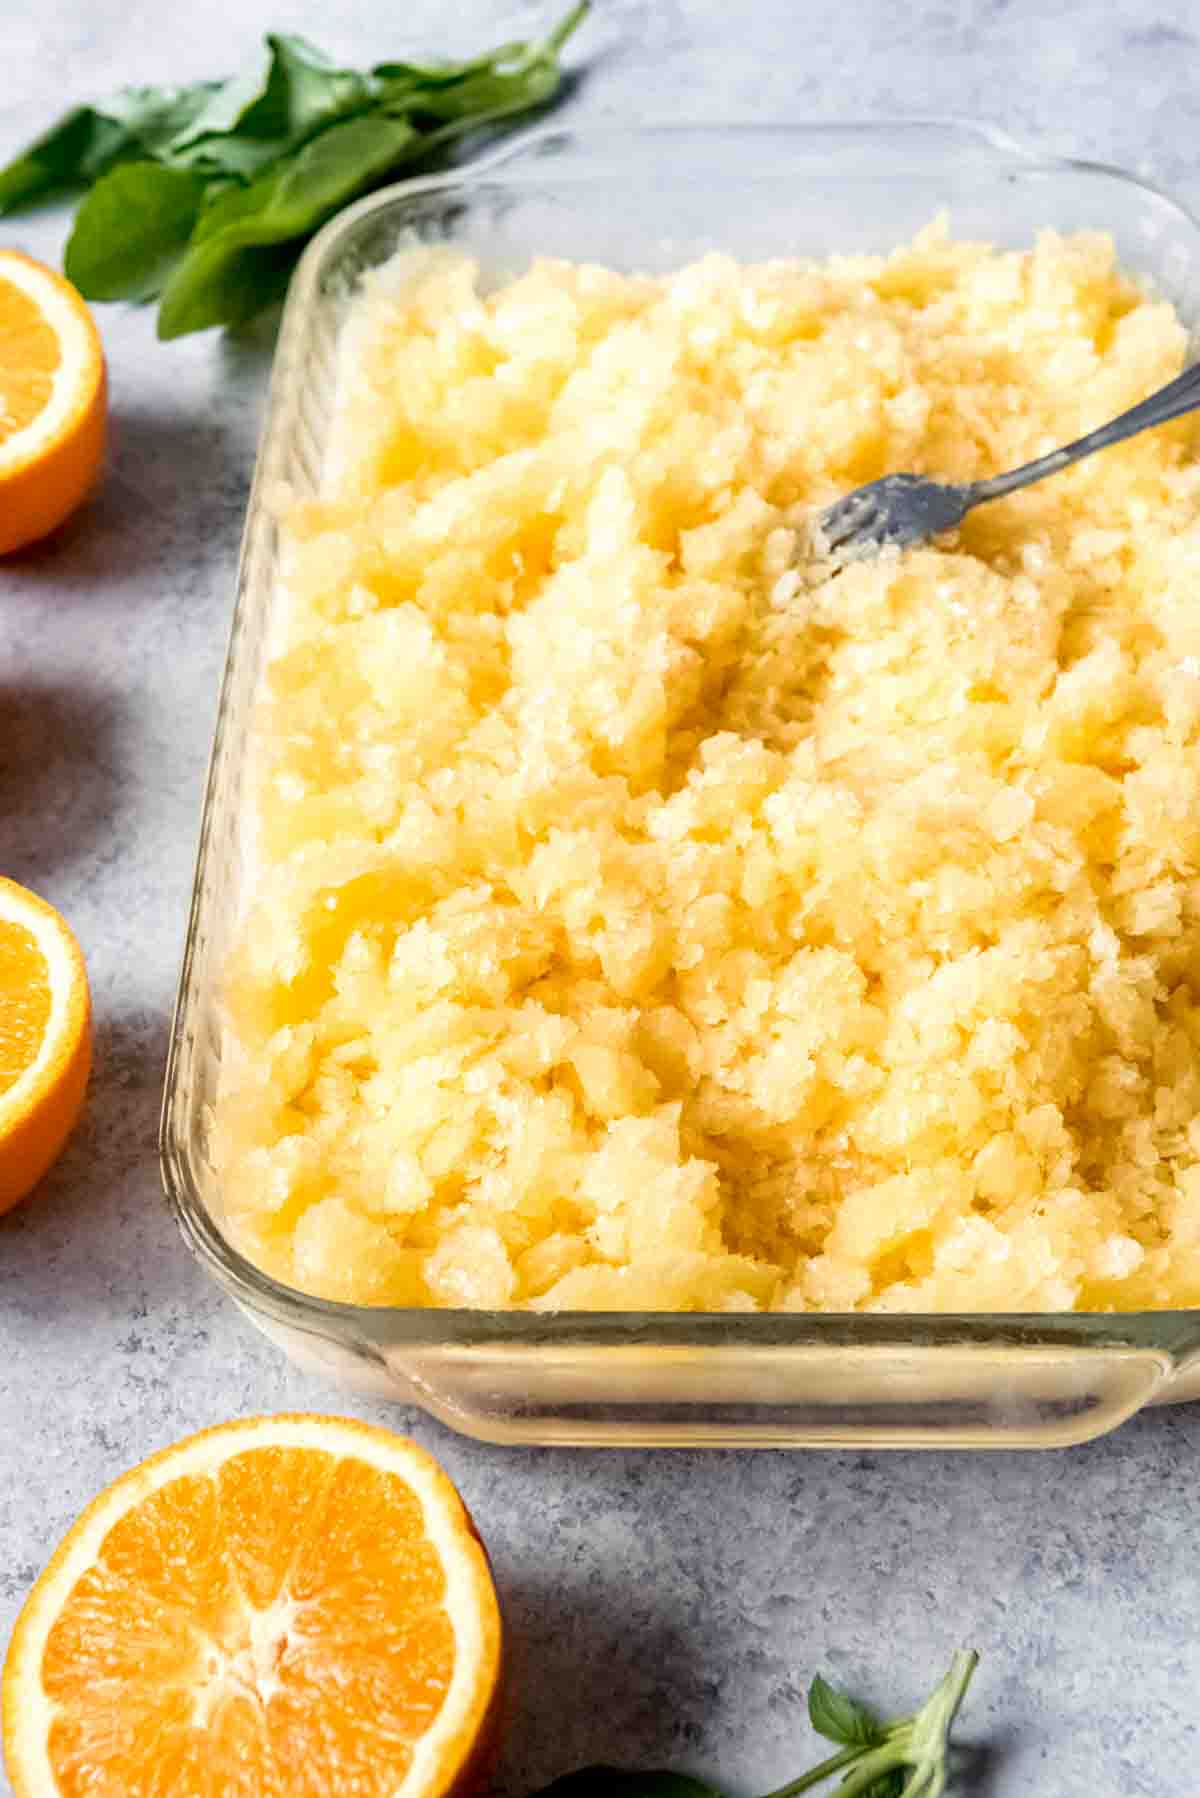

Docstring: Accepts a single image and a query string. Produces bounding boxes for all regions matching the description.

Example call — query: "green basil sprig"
[530,1652,979,1798]
[0,5,588,338]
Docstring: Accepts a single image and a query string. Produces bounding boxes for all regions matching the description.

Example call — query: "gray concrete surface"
[3,2,1200,1793]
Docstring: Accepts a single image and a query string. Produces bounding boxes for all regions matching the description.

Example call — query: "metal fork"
[815,358,1200,560]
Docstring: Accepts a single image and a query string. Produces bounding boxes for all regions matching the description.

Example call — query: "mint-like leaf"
[0,108,122,213]
[162,36,369,180]
[156,113,417,338]
[523,1654,980,1798]
[807,1675,880,1749]
[0,3,589,335]
[0,83,223,215]
[65,163,208,300]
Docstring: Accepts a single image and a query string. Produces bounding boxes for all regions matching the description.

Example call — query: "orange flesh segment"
[0,919,52,1097]
[40,1447,455,1797]
[0,273,59,442]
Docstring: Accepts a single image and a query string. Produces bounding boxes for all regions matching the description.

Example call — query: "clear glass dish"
[161,120,1200,1448]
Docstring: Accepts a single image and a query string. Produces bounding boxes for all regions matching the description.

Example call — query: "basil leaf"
[64,162,208,300]
[100,82,220,157]
[374,3,584,120]
[400,56,562,125]
[0,83,227,214]
[371,44,526,86]
[373,46,531,111]
[245,36,369,141]
[189,174,279,246]
[0,3,589,334]
[164,35,369,179]
[165,240,297,336]
[256,112,418,230]
[0,108,118,212]
[157,113,418,338]
[808,1675,881,1749]
[161,62,277,153]
[531,1770,724,1798]
[375,11,578,124]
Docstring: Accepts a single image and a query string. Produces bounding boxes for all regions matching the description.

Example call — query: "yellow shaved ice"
[213,226,1200,1312]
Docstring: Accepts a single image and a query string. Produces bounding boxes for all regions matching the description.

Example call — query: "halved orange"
[3,1415,504,1797]
[0,876,91,1214]
[0,250,106,555]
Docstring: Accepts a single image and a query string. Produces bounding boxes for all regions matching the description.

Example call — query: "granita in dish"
[213,225,1200,1312]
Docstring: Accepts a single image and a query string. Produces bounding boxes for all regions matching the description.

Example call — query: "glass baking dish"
[161,120,1200,1448]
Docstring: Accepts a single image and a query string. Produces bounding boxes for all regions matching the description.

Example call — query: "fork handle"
[972,357,1200,505]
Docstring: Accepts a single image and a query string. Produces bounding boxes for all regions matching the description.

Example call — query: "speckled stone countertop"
[4,3,1200,1793]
